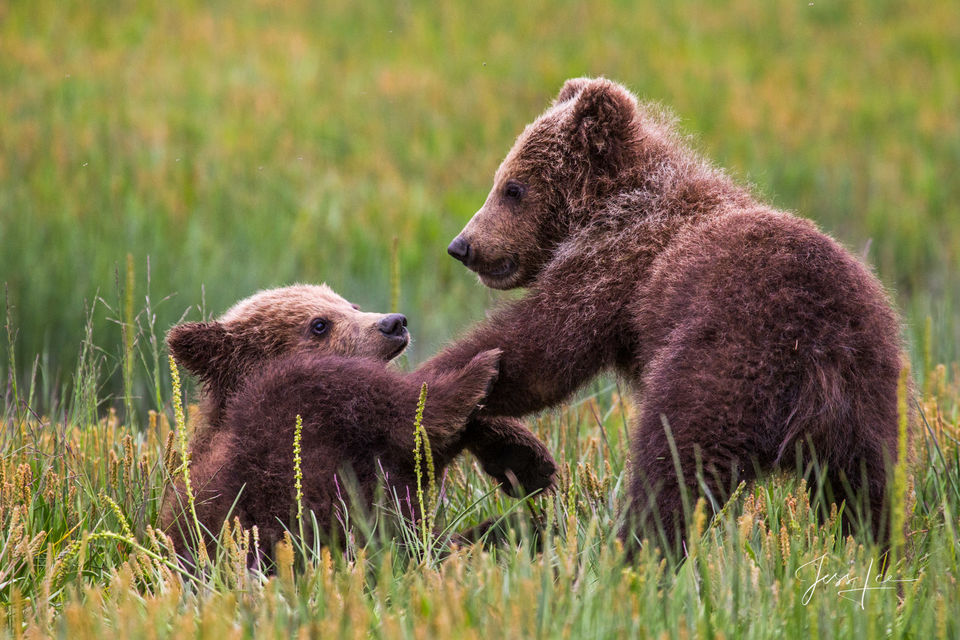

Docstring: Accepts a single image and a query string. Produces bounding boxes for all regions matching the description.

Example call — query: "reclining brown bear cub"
[160,285,556,556]
[423,78,906,554]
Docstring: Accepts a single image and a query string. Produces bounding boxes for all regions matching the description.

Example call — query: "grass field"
[1,0,959,637]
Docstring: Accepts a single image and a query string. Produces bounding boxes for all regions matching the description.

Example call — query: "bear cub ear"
[166,321,232,382]
[566,78,637,157]
[553,77,591,105]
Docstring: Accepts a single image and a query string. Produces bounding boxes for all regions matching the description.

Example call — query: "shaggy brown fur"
[172,348,517,555]
[423,78,905,554]
[161,285,556,556]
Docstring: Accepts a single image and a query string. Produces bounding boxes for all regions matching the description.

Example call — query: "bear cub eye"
[309,318,329,336]
[503,180,526,201]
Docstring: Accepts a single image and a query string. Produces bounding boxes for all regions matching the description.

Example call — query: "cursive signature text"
[795,554,917,609]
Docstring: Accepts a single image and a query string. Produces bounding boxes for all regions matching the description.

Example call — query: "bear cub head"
[447,77,642,289]
[168,284,409,422]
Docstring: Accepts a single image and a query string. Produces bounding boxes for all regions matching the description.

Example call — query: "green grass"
[0,328,958,637]
[1,0,959,636]
[1,0,958,407]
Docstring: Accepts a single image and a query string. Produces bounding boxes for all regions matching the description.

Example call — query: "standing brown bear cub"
[161,285,556,556]
[424,78,904,552]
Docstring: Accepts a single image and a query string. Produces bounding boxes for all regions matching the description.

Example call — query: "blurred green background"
[1,0,957,412]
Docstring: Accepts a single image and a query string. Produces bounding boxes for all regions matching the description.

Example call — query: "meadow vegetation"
[1,0,958,636]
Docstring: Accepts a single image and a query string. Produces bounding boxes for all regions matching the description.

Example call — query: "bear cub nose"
[378,313,408,337]
[447,236,471,264]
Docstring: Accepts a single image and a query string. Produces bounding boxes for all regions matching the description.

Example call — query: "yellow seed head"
[738,512,754,542]
[163,429,178,477]
[294,414,304,528]
[16,463,33,506]
[276,531,295,587]
[412,382,434,551]
[169,355,206,564]
[108,450,120,488]
[779,524,790,560]
[122,434,135,477]
[890,363,911,560]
